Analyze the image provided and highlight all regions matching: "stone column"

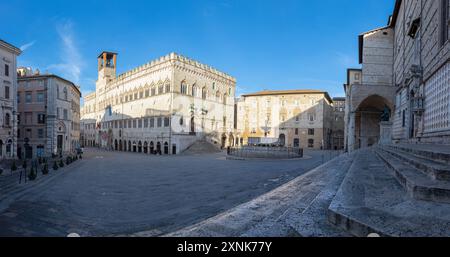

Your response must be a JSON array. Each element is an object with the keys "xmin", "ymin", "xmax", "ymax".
[{"xmin": 348, "ymin": 112, "xmax": 356, "ymax": 152}]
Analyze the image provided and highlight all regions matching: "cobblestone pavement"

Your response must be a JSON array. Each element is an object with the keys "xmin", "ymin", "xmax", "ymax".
[{"xmin": 0, "ymin": 148, "xmax": 339, "ymax": 236}]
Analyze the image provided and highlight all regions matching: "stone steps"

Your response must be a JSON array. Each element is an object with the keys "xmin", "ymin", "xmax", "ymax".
[
  {"xmin": 285, "ymin": 156, "xmax": 354, "ymax": 237},
  {"xmin": 182, "ymin": 140, "xmax": 221, "ymax": 155},
  {"xmin": 376, "ymin": 148, "xmax": 450, "ymax": 203},
  {"xmin": 327, "ymin": 148, "xmax": 450, "ymax": 237},
  {"xmin": 388, "ymin": 144, "xmax": 450, "ymax": 165},
  {"xmin": 382, "ymin": 146, "xmax": 450, "ymax": 181}
]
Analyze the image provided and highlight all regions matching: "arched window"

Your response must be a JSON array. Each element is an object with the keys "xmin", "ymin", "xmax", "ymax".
[
  {"xmin": 223, "ymin": 94, "xmax": 227, "ymax": 105},
  {"xmin": 180, "ymin": 116, "xmax": 184, "ymax": 126},
  {"xmin": 202, "ymin": 87, "xmax": 207, "ymax": 100},
  {"xmin": 181, "ymin": 81, "xmax": 187, "ymax": 95},
  {"xmin": 151, "ymin": 86, "xmax": 156, "ymax": 96},
  {"xmin": 63, "ymin": 87, "xmax": 68, "ymax": 100},
  {"xmin": 5, "ymin": 113, "xmax": 10, "ymax": 127},
  {"xmin": 158, "ymin": 83, "xmax": 164, "ymax": 95},
  {"xmin": 165, "ymin": 81, "xmax": 170, "ymax": 93},
  {"xmin": 192, "ymin": 84, "xmax": 197, "ymax": 97},
  {"xmin": 56, "ymin": 86, "xmax": 60, "ymax": 98}
]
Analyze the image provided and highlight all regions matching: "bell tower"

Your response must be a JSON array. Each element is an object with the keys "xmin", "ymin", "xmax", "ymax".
[{"xmin": 97, "ymin": 51, "xmax": 117, "ymax": 82}]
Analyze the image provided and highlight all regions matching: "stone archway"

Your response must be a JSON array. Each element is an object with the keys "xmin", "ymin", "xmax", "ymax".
[
  {"xmin": 156, "ymin": 142, "xmax": 161, "ymax": 154},
  {"xmin": 279, "ymin": 134, "xmax": 286, "ymax": 147},
  {"xmin": 164, "ymin": 142, "xmax": 169, "ymax": 154},
  {"xmin": 143, "ymin": 141, "xmax": 148, "ymax": 154},
  {"xmin": 221, "ymin": 133, "xmax": 227, "ymax": 149},
  {"xmin": 114, "ymin": 139, "xmax": 118, "ymax": 151},
  {"xmin": 190, "ymin": 116, "xmax": 195, "ymax": 134},
  {"xmin": 228, "ymin": 134, "xmax": 234, "ymax": 147},
  {"xmin": 150, "ymin": 141, "xmax": 154, "ymax": 154},
  {"xmin": 351, "ymin": 94, "xmax": 393, "ymax": 150}
]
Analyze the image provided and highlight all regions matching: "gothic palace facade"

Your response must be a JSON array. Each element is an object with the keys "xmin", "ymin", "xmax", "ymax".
[{"xmin": 81, "ymin": 52, "xmax": 236, "ymax": 154}]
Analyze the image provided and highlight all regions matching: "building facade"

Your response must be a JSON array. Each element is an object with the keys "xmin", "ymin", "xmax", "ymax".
[
  {"xmin": 345, "ymin": 0, "xmax": 450, "ymax": 151},
  {"xmin": 391, "ymin": 0, "xmax": 450, "ymax": 144},
  {"xmin": 17, "ymin": 68, "xmax": 81, "ymax": 158},
  {"xmin": 0, "ymin": 40, "xmax": 21, "ymax": 159},
  {"xmin": 236, "ymin": 90, "xmax": 334, "ymax": 150},
  {"xmin": 344, "ymin": 26, "xmax": 397, "ymax": 152},
  {"xmin": 80, "ymin": 52, "xmax": 236, "ymax": 154},
  {"xmin": 331, "ymin": 97, "xmax": 345, "ymax": 150}
]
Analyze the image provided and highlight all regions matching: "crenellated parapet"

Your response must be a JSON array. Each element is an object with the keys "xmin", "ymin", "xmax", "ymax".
[{"xmin": 105, "ymin": 53, "xmax": 236, "ymax": 90}]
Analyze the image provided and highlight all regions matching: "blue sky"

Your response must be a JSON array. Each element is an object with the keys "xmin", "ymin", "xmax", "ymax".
[{"xmin": 3, "ymin": 0, "xmax": 394, "ymax": 99}]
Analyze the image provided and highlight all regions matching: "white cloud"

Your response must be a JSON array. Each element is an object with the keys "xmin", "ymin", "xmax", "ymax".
[
  {"xmin": 20, "ymin": 41, "xmax": 36, "ymax": 51},
  {"xmin": 46, "ymin": 20, "xmax": 84, "ymax": 85}
]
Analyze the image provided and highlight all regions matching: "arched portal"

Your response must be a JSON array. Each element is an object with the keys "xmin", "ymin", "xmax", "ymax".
[
  {"xmin": 150, "ymin": 141, "xmax": 154, "ymax": 154},
  {"xmin": 190, "ymin": 116, "xmax": 195, "ymax": 134},
  {"xmin": 138, "ymin": 141, "xmax": 142, "ymax": 153},
  {"xmin": 128, "ymin": 141, "xmax": 132, "ymax": 152},
  {"xmin": 221, "ymin": 133, "xmax": 227, "ymax": 149},
  {"xmin": 144, "ymin": 141, "xmax": 148, "ymax": 154},
  {"xmin": 156, "ymin": 142, "xmax": 161, "ymax": 154},
  {"xmin": 279, "ymin": 134, "xmax": 286, "ymax": 147},
  {"xmin": 119, "ymin": 140, "xmax": 122, "ymax": 151},
  {"xmin": 164, "ymin": 142, "xmax": 169, "ymax": 154},
  {"xmin": 353, "ymin": 95, "xmax": 393, "ymax": 150},
  {"xmin": 133, "ymin": 141, "xmax": 137, "ymax": 152},
  {"xmin": 228, "ymin": 134, "xmax": 234, "ymax": 147},
  {"xmin": 114, "ymin": 139, "xmax": 118, "ymax": 151}
]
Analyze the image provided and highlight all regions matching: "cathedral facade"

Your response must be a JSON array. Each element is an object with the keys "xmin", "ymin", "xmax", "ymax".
[
  {"xmin": 345, "ymin": 0, "xmax": 450, "ymax": 152},
  {"xmin": 81, "ymin": 52, "xmax": 236, "ymax": 154}
]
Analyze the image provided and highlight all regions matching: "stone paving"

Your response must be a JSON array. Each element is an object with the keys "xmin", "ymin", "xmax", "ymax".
[
  {"xmin": 165, "ymin": 152, "xmax": 352, "ymax": 237},
  {"xmin": 0, "ymin": 148, "xmax": 336, "ymax": 236}
]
